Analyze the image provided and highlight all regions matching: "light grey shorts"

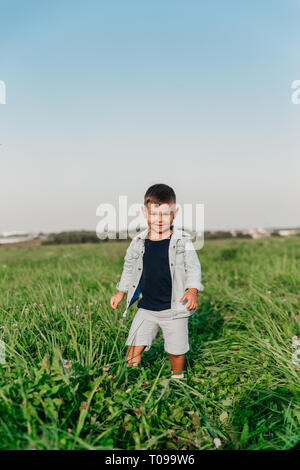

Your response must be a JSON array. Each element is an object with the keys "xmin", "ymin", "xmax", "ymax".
[{"xmin": 125, "ymin": 307, "xmax": 190, "ymax": 355}]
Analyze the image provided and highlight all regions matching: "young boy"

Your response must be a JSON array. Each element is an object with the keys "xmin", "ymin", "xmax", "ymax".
[{"xmin": 110, "ymin": 184, "xmax": 204, "ymax": 379}]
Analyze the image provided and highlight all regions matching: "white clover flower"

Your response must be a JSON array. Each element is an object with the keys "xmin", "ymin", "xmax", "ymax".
[
  {"xmin": 213, "ymin": 438, "xmax": 222, "ymax": 448},
  {"xmin": 292, "ymin": 336, "xmax": 300, "ymax": 349},
  {"xmin": 292, "ymin": 352, "xmax": 300, "ymax": 366}
]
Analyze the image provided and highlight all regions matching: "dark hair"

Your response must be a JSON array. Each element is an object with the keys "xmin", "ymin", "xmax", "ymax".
[{"xmin": 144, "ymin": 184, "xmax": 176, "ymax": 207}]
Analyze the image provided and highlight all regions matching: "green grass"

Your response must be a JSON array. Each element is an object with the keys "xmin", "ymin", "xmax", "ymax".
[{"xmin": 0, "ymin": 237, "xmax": 299, "ymax": 450}]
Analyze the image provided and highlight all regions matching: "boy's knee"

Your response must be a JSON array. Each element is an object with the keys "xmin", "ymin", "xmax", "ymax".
[{"xmin": 126, "ymin": 346, "xmax": 145, "ymax": 365}]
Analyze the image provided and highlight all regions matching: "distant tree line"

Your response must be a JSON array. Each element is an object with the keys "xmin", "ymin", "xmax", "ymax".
[
  {"xmin": 41, "ymin": 231, "xmax": 125, "ymax": 245},
  {"xmin": 41, "ymin": 229, "xmax": 297, "ymax": 245},
  {"xmin": 203, "ymin": 231, "xmax": 252, "ymax": 240}
]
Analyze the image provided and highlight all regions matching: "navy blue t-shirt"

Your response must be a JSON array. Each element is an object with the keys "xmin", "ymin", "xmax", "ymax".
[{"xmin": 137, "ymin": 232, "xmax": 173, "ymax": 311}]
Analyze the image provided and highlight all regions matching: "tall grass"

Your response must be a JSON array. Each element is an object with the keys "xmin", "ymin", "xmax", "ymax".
[{"xmin": 0, "ymin": 237, "xmax": 299, "ymax": 449}]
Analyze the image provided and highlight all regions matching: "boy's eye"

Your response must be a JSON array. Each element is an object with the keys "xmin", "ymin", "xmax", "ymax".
[{"xmin": 150, "ymin": 213, "xmax": 170, "ymax": 216}]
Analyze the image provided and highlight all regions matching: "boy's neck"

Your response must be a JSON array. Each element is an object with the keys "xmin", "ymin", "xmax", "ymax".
[{"xmin": 148, "ymin": 225, "xmax": 173, "ymax": 241}]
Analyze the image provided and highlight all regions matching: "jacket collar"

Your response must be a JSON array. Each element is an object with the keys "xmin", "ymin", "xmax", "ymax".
[{"xmin": 136, "ymin": 226, "xmax": 185, "ymax": 241}]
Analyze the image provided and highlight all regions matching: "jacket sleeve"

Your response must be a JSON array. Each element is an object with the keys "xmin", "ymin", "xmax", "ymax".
[
  {"xmin": 184, "ymin": 236, "xmax": 204, "ymax": 293},
  {"xmin": 115, "ymin": 240, "xmax": 136, "ymax": 293}
]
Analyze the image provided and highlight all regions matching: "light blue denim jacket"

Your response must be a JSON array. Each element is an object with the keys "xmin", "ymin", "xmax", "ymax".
[{"xmin": 116, "ymin": 227, "xmax": 204, "ymax": 319}]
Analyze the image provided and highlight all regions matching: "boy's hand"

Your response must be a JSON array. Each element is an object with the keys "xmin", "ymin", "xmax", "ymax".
[
  {"xmin": 110, "ymin": 291, "xmax": 125, "ymax": 310},
  {"xmin": 180, "ymin": 288, "xmax": 198, "ymax": 311}
]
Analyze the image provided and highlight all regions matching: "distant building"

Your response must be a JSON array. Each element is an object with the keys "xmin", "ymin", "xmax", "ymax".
[
  {"xmin": 0, "ymin": 231, "xmax": 41, "ymax": 244},
  {"xmin": 2, "ymin": 231, "xmax": 29, "ymax": 238},
  {"xmin": 278, "ymin": 229, "xmax": 296, "ymax": 237}
]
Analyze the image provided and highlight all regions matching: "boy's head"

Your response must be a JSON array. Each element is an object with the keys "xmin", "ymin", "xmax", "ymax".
[{"xmin": 141, "ymin": 184, "xmax": 179, "ymax": 235}]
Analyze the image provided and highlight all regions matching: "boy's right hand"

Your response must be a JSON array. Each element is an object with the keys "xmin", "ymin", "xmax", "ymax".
[{"xmin": 110, "ymin": 291, "xmax": 125, "ymax": 310}]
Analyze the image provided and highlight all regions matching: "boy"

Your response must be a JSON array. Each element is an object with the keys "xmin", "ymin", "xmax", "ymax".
[{"xmin": 110, "ymin": 184, "xmax": 204, "ymax": 379}]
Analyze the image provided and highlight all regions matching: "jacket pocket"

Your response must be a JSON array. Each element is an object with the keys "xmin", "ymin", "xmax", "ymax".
[
  {"xmin": 175, "ymin": 243, "xmax": 185, "ymax": 265},
  {"xmin": 176, "ymin": 240, "xmax": 185, "ymax": 253}
]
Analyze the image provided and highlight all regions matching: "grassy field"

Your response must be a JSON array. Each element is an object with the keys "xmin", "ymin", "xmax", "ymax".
[{"xmin": 0, "ymin": 236, "xmax": 299, "ymax": 450}]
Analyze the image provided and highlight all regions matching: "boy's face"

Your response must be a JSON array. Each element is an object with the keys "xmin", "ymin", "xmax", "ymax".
[{"xmin": 142, "ymin": 202, "xmax": 178, "ymax": 235}]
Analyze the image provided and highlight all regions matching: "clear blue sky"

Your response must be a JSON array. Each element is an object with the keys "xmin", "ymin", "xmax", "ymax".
[{"xmin": 0, "ymin": 0, "xmax": 299, "ymax": 233}]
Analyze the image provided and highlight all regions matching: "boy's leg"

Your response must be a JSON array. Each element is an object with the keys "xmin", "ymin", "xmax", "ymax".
[
  {"xmin": 159, "ymin": 316, "xmax": 189, "ymax": 375},
  {"xmin": 126, "ymin": 345, "xmax": 146, "ymax": 367},
  {"xmin": 169, "ymin": 353, "xmax": 185, "ymax": 374},
  {"xmin": 125, "ymin": 308, "xmax": 160, "ymax": 367}
]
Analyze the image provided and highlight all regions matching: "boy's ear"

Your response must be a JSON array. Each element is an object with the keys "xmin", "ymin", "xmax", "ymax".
[
  {"xmin": 141, "ymin": 205, "xmax": 147, "ymax": 219},
  {"xmin": 172, "ymin": 205, "xmax": 179, "ymax": 218}
]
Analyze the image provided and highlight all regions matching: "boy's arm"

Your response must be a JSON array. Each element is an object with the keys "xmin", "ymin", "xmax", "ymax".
[
  {"xmin": 183, "ymin": 237, "xmax": 204, "ymax": 293},
  {"xmin": 115, "ymin": 240, "xmax": 136, "ymax": 293}
]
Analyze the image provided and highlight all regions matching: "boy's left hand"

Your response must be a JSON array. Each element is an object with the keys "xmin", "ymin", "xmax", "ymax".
[{"xmin": 180, "ymin": 288, "xmax": 198, "ymax": 311}]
